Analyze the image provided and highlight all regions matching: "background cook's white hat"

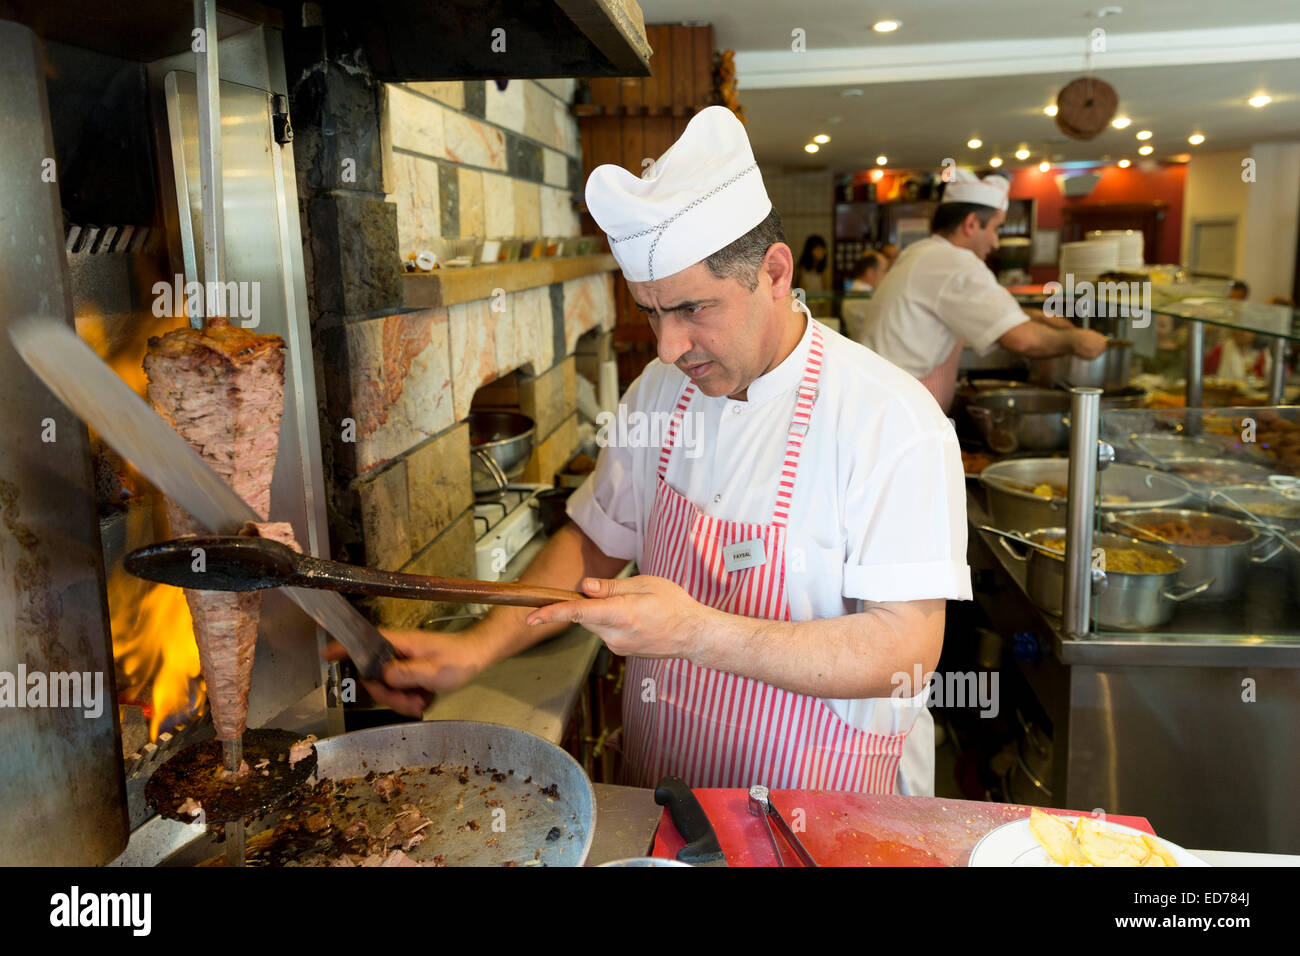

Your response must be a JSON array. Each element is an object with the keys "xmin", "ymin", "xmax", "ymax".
[
  {"xmin": 585, "ymin": 106, "xmax": 772, "ymax": 283},
  {"xmin": 940, "ymin": 169, "xmax": 1011, "ymax": 211}
]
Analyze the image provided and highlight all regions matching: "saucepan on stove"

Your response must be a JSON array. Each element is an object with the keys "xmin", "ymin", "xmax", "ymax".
[{"xmin": 470, "ymin": 411, "xmax": 535, "ymax": 497}]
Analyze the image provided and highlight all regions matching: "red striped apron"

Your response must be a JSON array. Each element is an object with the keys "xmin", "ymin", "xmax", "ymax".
[{"xmin": 621, "ymin": 323, "xmax": 911, "ymax": 793}]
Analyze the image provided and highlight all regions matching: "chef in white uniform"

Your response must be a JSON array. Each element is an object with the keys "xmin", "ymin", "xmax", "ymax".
[
  {"xmin": 857, "ymin": 170, "xmax": 1106, "ymax": 412},
  {"xmin": 341, "ymin": 107, "xmax": 971, "ymax": 797}
]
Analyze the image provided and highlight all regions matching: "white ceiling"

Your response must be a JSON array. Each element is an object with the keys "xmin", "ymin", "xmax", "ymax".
[{"xmin": 638, "ymin": 0, "xmax": 1300, "ymax": 170}]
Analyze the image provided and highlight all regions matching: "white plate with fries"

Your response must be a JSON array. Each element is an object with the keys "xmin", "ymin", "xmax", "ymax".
[{"xmin": 968, "ymin": 809, "xmax": 1209, "ymax": 867}]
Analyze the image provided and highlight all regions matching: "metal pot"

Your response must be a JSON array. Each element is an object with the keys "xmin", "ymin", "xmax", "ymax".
[
  {"xmin": 1099, "ymin": 385, "xmax": 1147, "ymax": 410},
  {"xmin": 966, "ymin": 388, "xmax": 1070, "ymax": 453},
  {"xmin": 1105, "ymin": 508, "xmax": 1281, "ymax": 602},
  {"xmin": 979, "ymin": 459, "xmax": 1193, "ymax": 532},
  {"xmin": 1000, "ymin": 529, "xmax": 1208, "ymax": 631},
  {"xmin": 470, "ymin": 411, "xmax": 535, "ymax": 496},
  {"xmin": 1029, "ymin": 338, "xmax": 1131, "ymax": 389},
  {"xmin": 1209, "ymin": 484, "xmax": 1300, "ymax": 534},
  {"xmin": 1162, "ymin": 457, "xmax": 1274, "ymax": 490},
  {"xmin": 1117, "ymin": 432, "xmax": 1229, "ymax": 465}
]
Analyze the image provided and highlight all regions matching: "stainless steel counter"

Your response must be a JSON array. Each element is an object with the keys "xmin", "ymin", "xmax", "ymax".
[{"xmin": 967, "ymin": 484, "xmax": 1300, "ymax": 854}]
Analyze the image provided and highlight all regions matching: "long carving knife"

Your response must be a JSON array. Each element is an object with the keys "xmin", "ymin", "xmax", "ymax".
[{"xmin": 9, "ymin": 317, "xmax": 398, "ymax": 681}]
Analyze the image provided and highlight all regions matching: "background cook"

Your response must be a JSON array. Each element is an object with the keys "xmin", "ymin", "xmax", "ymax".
[
  {"xmin": 855, "ymin": 169, "xmax": 1106, "ymax": 412},
  {"xmin": 329, "ymin": 107, "xmax": 972, "ymax": 796}
]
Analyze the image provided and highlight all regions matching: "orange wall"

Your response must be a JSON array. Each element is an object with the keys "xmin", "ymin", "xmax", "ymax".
[{"xmin": 1007, "ymin": 163, "xmax": 1187, "ymax": 282}]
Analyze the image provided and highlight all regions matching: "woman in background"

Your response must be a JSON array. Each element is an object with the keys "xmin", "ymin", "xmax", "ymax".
[{"xmin": 793, "ymin": 235, "xmax": 831, "ymax": 318}]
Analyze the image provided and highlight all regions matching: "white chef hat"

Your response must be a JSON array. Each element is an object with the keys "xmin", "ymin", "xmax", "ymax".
[
  {"xmin": 941, "ymin": 169, "xmax": 1010, "ymax": 211},
  {"xmin": 585, "ymin": 106, "xmax": 772, "ymax": 283}
]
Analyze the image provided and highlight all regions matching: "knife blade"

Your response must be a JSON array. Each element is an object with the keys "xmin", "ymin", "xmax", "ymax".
[
  {"xmin": 9, "ymin": 317, "xmax": 398, "ymax": 681},
  {"xmin": 654, "ymin": 775, "xmax": 728, "ymax": 866}
]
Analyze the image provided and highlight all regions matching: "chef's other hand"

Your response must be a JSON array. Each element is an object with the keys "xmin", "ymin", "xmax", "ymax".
[
  {"xmin": 1071, "ymin": 328, "xmax": 1108, "ymax": 359},
  {"xmin": 523, "ymin": 575, "xmax": 706, "ymax": 660},
  {"xmin": 321, "ymin": 629, "xmax": 486, "ymax": 717}
]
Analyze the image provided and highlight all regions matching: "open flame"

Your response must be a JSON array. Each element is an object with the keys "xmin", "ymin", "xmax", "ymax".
[{"xmin": 109, "ymin": 564, "xmax": 205, "ymax": 740}]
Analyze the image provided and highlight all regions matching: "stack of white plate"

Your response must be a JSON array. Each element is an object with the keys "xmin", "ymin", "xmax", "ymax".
[
  {"xmin": 1086, "ymin": 229, "xmax": 1144, "ymax": 269},
  {"xmin": 1059, "ymin": 239, "xmax": 1119, "ymax": 282}
]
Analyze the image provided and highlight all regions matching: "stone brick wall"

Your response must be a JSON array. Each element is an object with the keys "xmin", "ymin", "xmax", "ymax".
[{"xmin": 285, "ymin": 25, "xmax": 613, "ymax": 629}]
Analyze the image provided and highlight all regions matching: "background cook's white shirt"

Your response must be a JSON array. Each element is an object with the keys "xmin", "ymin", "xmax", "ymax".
[
  {"xmin": 566, "ymin": 311, "xmax": 972, "ymax": 796},
  {"xmin": 858, "ymin": 234, "xmax": 1026, "ymax": 377}
]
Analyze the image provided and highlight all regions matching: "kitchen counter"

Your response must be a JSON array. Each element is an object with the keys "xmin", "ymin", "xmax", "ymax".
[{"xmin": 423, "ymin": 622, "xmax": 602, "ymax": 744}]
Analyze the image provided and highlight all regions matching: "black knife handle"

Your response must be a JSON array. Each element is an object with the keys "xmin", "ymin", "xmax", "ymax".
[
  {"xmin": 358, "ymin": 638, "xmax": 402, "ymax": 682},
  {"xmin": 654, "ymin": 775, "xmax": 725, "ymax": 865}
]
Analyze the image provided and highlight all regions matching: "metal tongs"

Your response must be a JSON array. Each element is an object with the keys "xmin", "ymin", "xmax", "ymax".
[{"xmin": 747, "ymin": 785, "xmax": 818, "ymax": 867}]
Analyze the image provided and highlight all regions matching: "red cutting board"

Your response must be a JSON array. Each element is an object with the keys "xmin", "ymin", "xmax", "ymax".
[{"xmin": 651, "ymin": 791, "xmax": 1154, "ymax": 867}]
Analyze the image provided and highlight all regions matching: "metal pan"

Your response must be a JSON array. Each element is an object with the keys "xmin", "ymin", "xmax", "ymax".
[
  {"xmin": 979, "ymin": 459, "xmax": 1192, "ymax": 532},
  {"xmin": 155, "ymin": 721, "xmax": 595, "ymax": 867},
  {"xmin": 470, "ymin": 411, "xmax": 535, "ymax": 497}
]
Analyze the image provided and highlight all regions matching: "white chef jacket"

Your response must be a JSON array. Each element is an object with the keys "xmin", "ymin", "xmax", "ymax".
[
  {"xmin": 566, "ymin": 309, "xmax": 972, "ymax": 796},
  {"xmin": 857, "ymin": 234, "xmax": 1026, "ymax": 377}
]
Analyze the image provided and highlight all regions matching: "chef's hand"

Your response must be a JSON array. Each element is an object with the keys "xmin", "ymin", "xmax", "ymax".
[
  {"xmin": 1071, "ymin": 328, "xmax": 1108, "ymax": 359},
  {"xmin": 321, "ymin": 629, "xmax": 487, "ymax": 717},
  {"xmin": 523, "ymin": 575, "xmax": 707, "ymax": 659}
]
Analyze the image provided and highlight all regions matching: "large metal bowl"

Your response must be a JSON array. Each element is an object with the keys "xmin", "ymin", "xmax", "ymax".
[
  {"xmin": 966, "ymin": 388, "xmax": 1070, "ymax": 453},
  {"xmin": 1030, "ymin": 339, "xmax": 1131, "ymax": 390},
  {"xmin": 1117, "ymin": 432, "xmax": 1229, "ymax": 465},
  {"xmin": 1162, "ymin": 457, "xmax": 1274, "ymax": 488},
  {"xmin": 469, "ymin": 410, "xmax": 536, "ymax": 495},
  {"xmin": 980, "ymin": 459, "xmax": 1192, "ymax": 532},
  {"xmin": 1208, "ymin": 484, "xmax": 1300, "ymax": 534}
]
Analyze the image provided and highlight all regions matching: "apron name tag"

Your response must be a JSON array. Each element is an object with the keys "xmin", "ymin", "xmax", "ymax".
[{"xmin": 723, "ymin": 539, "xmax": 767, "ymax": 574}]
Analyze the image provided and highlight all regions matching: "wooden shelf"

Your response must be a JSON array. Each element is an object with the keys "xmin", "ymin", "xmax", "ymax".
[
  {"xmin": 571, "ymin": 103, "xmax": 713, "ymax": 117},
  {"xmin": 401, "ymin": 254, "xmax": 617, "ymax": 310}
]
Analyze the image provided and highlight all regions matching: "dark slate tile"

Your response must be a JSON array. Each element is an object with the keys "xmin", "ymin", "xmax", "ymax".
[
  {"xmin": 438, "ymin": 163, "xmax": 459, "ymax": 237},
  {"xmin": 463, "ymin": 80, "xmax": 485, "ymax": 117},
  {"xmin": 506, "ymin": 131, "xmax": 544, "ymax": 183},
  {"xmin": 549, "ymin": 282, "xmax": 566, "ymax": 360}
]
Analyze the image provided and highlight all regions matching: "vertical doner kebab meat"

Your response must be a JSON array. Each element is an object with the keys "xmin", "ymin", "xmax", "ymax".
[{"xmin": 144, "ymin": 317, "xmax": 293, "ymax": 741}]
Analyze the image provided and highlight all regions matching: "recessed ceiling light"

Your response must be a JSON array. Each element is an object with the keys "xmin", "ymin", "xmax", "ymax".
[
  {"xmin": 875, "ymin": 155, "xmax": 888, "ymax": 166},
  {"xmin": 1039, "ymin": 160, "xmax": 1051, "ymax": 172},
  {"xmin": 813, "ymin": 134, "xmax": 830, "ymax": 144},
  {"xmin": 1044, "ymin": 105, "xmax": 1059, "ymax": 117},
  {"xmin": 1135, "ymin": 129, "xmax": 1152, "ymax": 140},
  {"xmin": 873, "ymin": 20, "xmax": 901, "ymax": 33},
  {"xmin": 1138, "ymin": 144, "xmax": 1154, "ymax": 155},
  {"xmin": 1188, "ymin": 133, "xmax": 1205, "ymax": 145},
  {"xmin": 1117, "ymin": 159, "xmax": 1131, "ymax": 168},
  {"xmin": 870, "ymin": 168, "xmax": 884, "ymax": 181},
  {"xmin": 1111, "ymin": 116, "xmax": 1131, "ymax": 129},
  {"xmin": 804, "ymin": 143, "xmax": 819, "ymax": 153},
  {"xmin": 1249, "ymin": 94, "xmax": 1272, "ymax": 108},
  {"xmin": 1015, "ymin": 147, "xmax": 1030, "ymax": 160},
  {"xmin": 989, "ymin": 156, "xmax": 1003, "ymax": 168},
  {"xmin": 967, "ymin": 138, "xmax": 983, "ymax": 149},
  {"xmin": 841, "ymin": 89, "xmax": 865, "ymax": 98}
]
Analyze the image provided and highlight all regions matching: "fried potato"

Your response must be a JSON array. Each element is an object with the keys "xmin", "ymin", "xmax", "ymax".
[{"xmin": 1027, "ymin": 810, "xmax": 1179, "ymax": 867}]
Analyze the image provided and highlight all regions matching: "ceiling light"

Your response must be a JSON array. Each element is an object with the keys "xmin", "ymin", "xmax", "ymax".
[
  {"xmin": 813, "ymin": 134, "xmax": 830, "ymax": 144},
  {"xmin": 967, "ymin": 138, "xmax": 983, "ymax": 149},
  {"xmin": 1038, "ymin": 160, "xmax": 1051, "ymax": 172},
  {"xmin": 1117, "ymin": 158, "xmax": 1131, "ymax": 168},
  {"xmin": 1188, "ymin": 133, "xmax": 1205, "ymax": 145},
  {"xmin": 841, "ymin": 88, "xmax": 864, "ymax": 98},
  {"xmin": 873, "ymin": 20, "xmax": 901, "ymax": 33},
  {"xmin": 804, "ymin": 143, "xmax": 819, "ymax": 153},
  {"xmin": 1138, "ymin": 144, "xmax": 1154, "ymax": 155},
  {"xmin": 1111, "ymin": 116, "xmax": 1131, "ymax": 129},
  {"xmin": 1249, "ymin": 94, "xmax": 1271, "ymax": 108},
  {"xmin": 1136, "ymin": 129, "xmax": 1153, "ymax": 140},
  {"xmin": 870, "ymin": 168, "xmax": 884, "ymax": 181},
  {"xmin": 989, "ymin": 156, "xmax": 1003, "ymax": 168},
  {"xmin": 1044, "ymin": 105, "xmax": 1059, "ymax": 117},
  {"xmin": 1015, "ymin": 147, "xmax": 1030, "ymax": 160},
  {"xmin": 1173, "ymin": 153, "xmax": 1192, "ymax": 163},
  {"xmin": 876, "ymin": 155, "xmax": 888, "ymax": 166}
]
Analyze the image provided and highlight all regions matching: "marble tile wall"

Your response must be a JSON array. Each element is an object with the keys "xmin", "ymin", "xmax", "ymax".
[{"xmin": 386, "ymin": 79, "xmax": 583, "ymax": 256}]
